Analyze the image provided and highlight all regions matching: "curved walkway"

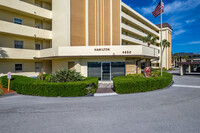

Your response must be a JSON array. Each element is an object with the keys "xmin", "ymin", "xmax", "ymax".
[{"xmin": 0, "ymin": 71, "xmax": 200, "ymax": 133}]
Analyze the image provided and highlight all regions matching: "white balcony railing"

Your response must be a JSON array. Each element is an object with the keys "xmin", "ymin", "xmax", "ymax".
[
  {"xmin": 0, "ymin": 47, "xmax": 39, "ymax": 59},
  {"xmin": 121, "ymin": 12, "xmax": 159, "ymax": 37},
  {"xmin": 0, "ymin": 20, "xmax": 52, "ymax": 39},
  {"xmin": 121, "ymin": 23, "xmax": 147, "ymax": 37},
  {"xmin": 0, "ymin": 0, "xmax": 52, "ymax": 19}
]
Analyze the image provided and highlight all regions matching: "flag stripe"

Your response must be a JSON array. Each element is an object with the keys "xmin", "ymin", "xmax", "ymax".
[{"xmin": 152, "ymin": 1, "xmax": 164, "ymax": 17}]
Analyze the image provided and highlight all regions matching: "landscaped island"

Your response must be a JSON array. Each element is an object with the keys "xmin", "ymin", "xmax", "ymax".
[
  {"xmin": 0, "ymin": 69, "xmax": 173, "ymax": 97},
  {"xmin": 0, "ymin": 69, "xmax": 98, "ymax": 97},
  {"xmin": 113, "ymin": 72, "xmax": 173, "ymax": 94}
]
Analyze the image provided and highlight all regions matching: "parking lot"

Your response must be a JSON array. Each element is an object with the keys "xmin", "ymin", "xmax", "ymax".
[{"xmin": 0, "ymin": 71, "xmax": 200, "ymax": 133}]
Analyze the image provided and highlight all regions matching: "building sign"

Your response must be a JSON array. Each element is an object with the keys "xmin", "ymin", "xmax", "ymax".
[
  {"xmin": 7, "ymin": 72, "xmax": 11, "ymax": 79},
  {"xmin": 94, "ymin": 48, "xmax": 110, "ymax": 51},
  {"xmin": 122, "ymin": 51, "xmax": 132, "ymax": 54}
]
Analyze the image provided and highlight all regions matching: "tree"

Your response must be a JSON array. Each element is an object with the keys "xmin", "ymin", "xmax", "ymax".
[
  {"xmin": 159, "ymin": 39, "xmax": 171, "ymax": 56},
  {"xmin": 0, "ymin": 48, "xmax": 8, "ymax": 58},
  {"xmin": 142, "ymin": 34, "xmax": 157, "ymax": 47},
  {"xmin": 183, "ymin": 55, "xmax": 189, "ymax": 59}
]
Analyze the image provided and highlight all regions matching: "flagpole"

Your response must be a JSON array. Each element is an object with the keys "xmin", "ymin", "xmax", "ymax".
[{"xmin": 160, "ymin": 0, "xmax": 163, "ymax": 76}]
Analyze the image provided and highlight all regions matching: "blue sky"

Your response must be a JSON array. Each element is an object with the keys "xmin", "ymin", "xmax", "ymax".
[{"xmin": 122, "ymin": 0, "xmax": 200, "ymax": 54}]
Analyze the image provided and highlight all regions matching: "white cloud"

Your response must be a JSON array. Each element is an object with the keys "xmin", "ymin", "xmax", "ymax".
[
  {"xmin": 141, "ymin": 5, "xmax": 155, "ymax": 15},
  {"xmin": 164, "ymin": 0, "xmax": 200, "ymax": 14},
  {"xmin": 185, "ymin": 19, "xmax": 196, "ymax": 24},
  {"xmin": 152, "ymin": 0, "xmax": 157, "ymax": 3},
  {"xmin": 140, "ymin": 0, "xmax": 200, "ymax": 15},
  {"xmin": 173, "ymin": 29, "xmax": 186, "ymax": 36},
  {"xmin": 189, "ymin": 41, "xmax": 200, "ymax": 44},
  {"xmin": 177, "ymin": 41, "xmax": 200, "ymax": 45}
]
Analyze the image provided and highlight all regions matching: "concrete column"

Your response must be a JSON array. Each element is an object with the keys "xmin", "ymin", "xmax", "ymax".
[
  {"xmin": 180, "ymin": 64, "xmax": 183, "ymax": 76},
  {"xmin": 136, "ymin": 61, "xmax": 141, "ymax": 74},
  {"xmin": 125, "ymin": 58, "xmax": 143, "ymax": 75},
  {"xmin": 188, "ymin": 64, "xmax": 191, "ymax": 73},
  {"xmin": 145, "ymin": 59, "xmax": 151, "ymax": 67},
  {"xmin": 126, "ymin": 58, "xmax": 137, "ymax": 75}
]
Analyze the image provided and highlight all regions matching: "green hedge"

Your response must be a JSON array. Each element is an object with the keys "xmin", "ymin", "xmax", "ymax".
[
  {"xmin": 0, "ymin": 75, "xmax": 98, "ymax": 97},
  {"xmin": 0, "ymin": 88, "xmax": 3, "ymax": 96},
  {"xmin": 113, "ymin": 72, "xmax": 173, "ymax": 94}
]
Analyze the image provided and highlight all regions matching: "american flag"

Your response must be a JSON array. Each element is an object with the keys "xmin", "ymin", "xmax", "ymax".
[{"xmin": 152, "ymin": 1, "xmax": 164, "ymax": 17}]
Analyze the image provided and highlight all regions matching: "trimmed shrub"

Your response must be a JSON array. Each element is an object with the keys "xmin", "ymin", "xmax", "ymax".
[
  {"xmin": 0, "ymin": 76, "xmax": 98, "ymax": 97},
  {"xmin": 151, "ymin": 68, "xmax": 168, "ymax": 72},
  {"xmin": 0, "ymin": 88, "xmax": 3, "ymax": 96},
  {"xmin": 127, "ymin": 74, "xmax": 144, "ymax": 78},
  {"xmin": 113, "ymin": 72, "xmax": 173, "ymax": 94}
]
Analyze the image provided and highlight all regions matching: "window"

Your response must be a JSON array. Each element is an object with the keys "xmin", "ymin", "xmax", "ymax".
[
  {"xmin": 111, "ymin": 62, "xmax": 125, "ymax": 79},
  {"xmin": 35, "ymin": 62, "xmax": 42, "ymax": 72},
  {"xmin": 15, "ymin": 64, "xmax": 23, "ymax": 71},
  {"xmin": 88, "ymin": 62, "xmax": 101, "ymax": 80},
  {"xmin": 35, "ymin": 44, "xmax": 41, "ymax": 50},
  {"xmin": 14, "ymin": 40, "xmax": 23, "ymax": 49},
  {"xmin": 14, "ymin": 18, "xmax": 23, "ymax": 25}
]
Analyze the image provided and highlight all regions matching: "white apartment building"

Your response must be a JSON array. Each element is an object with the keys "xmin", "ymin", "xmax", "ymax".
[{"xmin": 0, "ymin": 0, "xmax": 172, "ymax": 81}]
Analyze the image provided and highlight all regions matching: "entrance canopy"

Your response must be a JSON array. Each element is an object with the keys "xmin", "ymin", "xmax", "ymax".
[{"xmin": 177, "ymin": 61, "xmax": 200, "ymax": 76}]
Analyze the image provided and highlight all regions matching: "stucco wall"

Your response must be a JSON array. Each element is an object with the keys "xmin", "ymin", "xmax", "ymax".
[
  {"xmin": 0, "ymin": 9, "xmax": 35, "ymax": 27},
  {"xmin": 0, "ymin": 59, "xmax": 52, "ymax": 74},
  {"xmin": 0, "ymin": 34, "xmax": 51, "ymax": 49}
]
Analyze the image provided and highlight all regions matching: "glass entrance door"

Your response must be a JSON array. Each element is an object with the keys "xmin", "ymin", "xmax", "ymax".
[{"xmin": 102, "ymin": 62, "xmax": 111, "ymax": 81}]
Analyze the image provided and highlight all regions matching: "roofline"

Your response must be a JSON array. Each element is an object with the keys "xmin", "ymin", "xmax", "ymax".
[
  {"xmin": 34, "ymin": 55, "xmax": 159, "ymax": 60},
  {"xmin": 121, "ymin": 2, "xmax": 160, "ymax": 31}
]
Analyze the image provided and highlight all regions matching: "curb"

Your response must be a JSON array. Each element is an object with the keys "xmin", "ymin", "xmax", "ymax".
[
  {"xmin": 164, "ymin": 80, "xmax": 174, "ymax": 89},
  {"xmin": 0, "ymin": 92, "xmax": 17, "ymax": 98},
  {"xmin": 94, "ymin": 92, "xmax": 118, "ymax": 97}
]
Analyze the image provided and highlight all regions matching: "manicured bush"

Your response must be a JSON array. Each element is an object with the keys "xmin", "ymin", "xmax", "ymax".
[
  {"xmin": 113, "ymin": 72, "xmax": 173, "ymax": 94},
  {"xmin": 127, "ymin": 74, "xmax": 144, "ymax": 78},
  {"xmin": 0, "ymin": 88, "xmax": 3, "ymax": 96},
  {"xmin": 0, "ymin": 75, "xmax": 98, "ymax": 97}
]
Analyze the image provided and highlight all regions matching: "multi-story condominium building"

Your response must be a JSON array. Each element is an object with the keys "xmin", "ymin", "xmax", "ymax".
[{"xmin": 0, "ymin": 0, "xmax": 172, "ymax": 81}]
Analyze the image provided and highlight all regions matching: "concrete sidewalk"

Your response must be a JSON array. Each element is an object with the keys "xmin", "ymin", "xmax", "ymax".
[{"xmin": 94, "ymin": 82, "xmax": 118, "ymax": 96}]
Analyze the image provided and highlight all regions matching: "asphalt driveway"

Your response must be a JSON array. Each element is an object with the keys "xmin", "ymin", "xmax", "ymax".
[{"xmin": 0, "ymin": 71, "xmax": 200, "ymax": 133}]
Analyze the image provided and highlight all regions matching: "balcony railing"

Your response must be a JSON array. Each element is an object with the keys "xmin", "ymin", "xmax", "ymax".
[
  {"xmin": 0, "ymin": 47, "xmax": 39, "ymax": 59},
  {"xmin": 0, "ymin": 20, "xmax": 52, "ymax": 39},
  {"xmin": 0, "ymin": 0, "xmax": 52, "ymax": 19}
]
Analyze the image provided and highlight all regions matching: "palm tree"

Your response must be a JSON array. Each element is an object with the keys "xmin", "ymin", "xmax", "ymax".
[
  {"xmin": 183, "ymin": 55, "xmax": 189, "ymax": 60},
  {"xmin": 182, "ymin": 55, "xmax": 189, "ymax": 62},
  {"xmin": 159, "ymin": 39, "xmax": 171, "ymax": 55},
  {"xmin": 142, "ymin": 34, "xmax": 157, "ymax": 47}
]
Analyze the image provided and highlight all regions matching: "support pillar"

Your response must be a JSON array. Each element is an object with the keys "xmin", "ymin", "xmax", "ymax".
[
  {"xmin": 180, "ymin": 64, "xmax": 183, "ymax": 76},
  {"xmin": 188, "ymin": 64, "xmax": 191, "ymax": 74},
  {"xmin": 125, "ymin": 58, "xmax": 141, "ymax": 75},
  {"xmin": 145, "ymin": 59, "xmax": 151, "ymax": 67}
]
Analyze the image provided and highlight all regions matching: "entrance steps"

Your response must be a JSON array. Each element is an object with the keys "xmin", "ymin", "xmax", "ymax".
[{"xmin": 94, "ymin": 82, "xmax": 118, "ymax": 97}]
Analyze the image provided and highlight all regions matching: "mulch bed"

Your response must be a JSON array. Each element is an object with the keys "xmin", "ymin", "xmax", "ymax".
[{"xmin": 0, "ymin": 84, "xmax": 16, "ymax": 95}]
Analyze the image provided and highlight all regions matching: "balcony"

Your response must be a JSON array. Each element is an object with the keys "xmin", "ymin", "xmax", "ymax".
[
  {"xmin": 0, "ymin": 20, "xmax": 52, "ymax": 39},
  {"xmin": 121, "ymin": 23, "xmax": 147, "ymax": 37},
  {"xmin": 121, "ymin": 34, "xmax": 144, "ymax": 45},
  {"xmin": 0, "ymin": 0, "xmax": 52, "ymax": 20},
  {"xmin": 121, "ymin": 2, "xmax": 159, "ymax": 31},
  {"xmin": 121, "ymin": 12, "xmax": 159, "ymax": 37},
  {"xmin": 0, "ymin": 47, "xmax": 38, "ymax": 59}
]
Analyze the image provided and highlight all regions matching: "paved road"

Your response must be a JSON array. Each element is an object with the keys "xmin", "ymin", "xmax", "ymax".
[{"xmin": 0, "ymin": 71, "xmax": 200, "ymax": 133}]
